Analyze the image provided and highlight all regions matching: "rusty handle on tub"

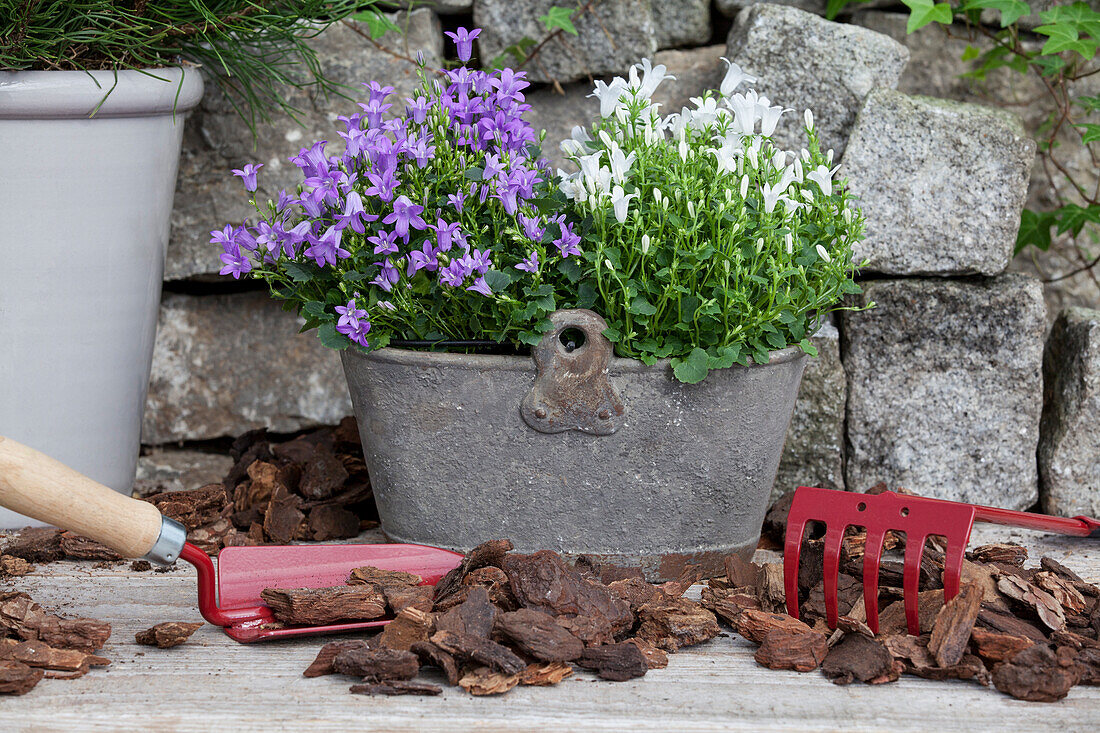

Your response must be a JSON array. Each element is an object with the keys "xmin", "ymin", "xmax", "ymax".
[{"xmin": 519, "ymin": 309, "xmax": 626, "ymax": 436}]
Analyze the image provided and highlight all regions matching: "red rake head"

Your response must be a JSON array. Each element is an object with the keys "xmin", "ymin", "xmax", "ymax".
[{"xmin": 783, "ymin": 486, "xmax": 975, "ymax": 636}]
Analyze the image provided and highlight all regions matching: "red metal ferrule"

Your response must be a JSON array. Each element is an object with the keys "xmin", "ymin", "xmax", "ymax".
[{"xmin": 179, "ymin": 542, "xmax": 274, "ymax": 628}]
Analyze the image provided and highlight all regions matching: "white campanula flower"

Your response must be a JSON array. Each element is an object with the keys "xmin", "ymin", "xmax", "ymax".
[
  {"xmin": 806, "ymin": 164, "xmax": 839, "ymax": 197},
  {"xmin": 816, "ymin": 244, "xmax": 831, "ymax": 263},
  {"xmin": 666, "ymin": 107, "xmax": 691, "ymax": 140},
  {"xmin": 634, "ymin": 58, "xmax": 674, "ymax": 99},
  {"xmin": 759, "ymin": 104, "xmax": 789, "ymax": 137},
  {"xmin": 578, "ymin": 151, "xmax": 604, "ymax": 185},
  {"xmin": 799, "ymin": 188, "xmax": 814, "ymax": 203},
  {"xmin": 653, "ymin": 187, "xmax": 663, "ymax": 206},
  {"xmin": 709, "ymin": 144, "xmax": 738, "ymax": 174},
  {"xmin": 689, "ymin": 95, "xmax": 721, "ymax": 129},
  {"xmin": 610, "ymin": 185, "xmax": 637, "ymax": 223},
  {"xmin": 589, "ymin": 78, "xmax": 628, "ymax": 118},
  {"xmin": 557, "ymin": 169, "xmax": 585, "ymax": 201},
  {"xmin": 761, "ymin": 167, "xmax": 797, "ymax": 214},
  {"xmin": 800, "ymin": 148, "xmax": 811, "ymax": 162},
  {"xmin": 608, "ymin": 142, "xmax": 636, "ymax": 185},
  {"xmin": 719, "ymin": 58, "xmax": 756, "ymax": 98},
  {"xmin": 726, "ymin": 92, "xmax": 758, "ymax": 136}
]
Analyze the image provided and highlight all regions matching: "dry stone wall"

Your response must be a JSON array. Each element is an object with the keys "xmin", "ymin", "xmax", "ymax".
[{"xmin": 145, "ymin": 1, "xmax": 1098, "ymax": 515}]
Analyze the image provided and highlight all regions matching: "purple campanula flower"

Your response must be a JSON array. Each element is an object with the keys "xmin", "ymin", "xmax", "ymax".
[
  {"xmin": 493, "ymin": 68, "xmax": 529, "ymax": 102},
  {"xmin": 298, "ymin": 188, "xmax": 327, "ymax": 219},
  {"xmin": 335, "ymin": 299, "xmax": 371, "ymax": 347},
  {"xmin": 552, "ymin": 219, "xmax": 582, "ymax": 258},
  {"xmin": 407, "ymin": 240, "xmax": 440, "ymax": 276},
  {"xmin": 364, "ymin": 81, "xmax": 395, "ymax": 105},
  {"xmin": 515, "ymin": 251, "xmax": 539, "ymax": 273},
  {"xmin": 335, "ymin": 191, "xmax": 376, "ymax": 234},
  {"xmin": 444, "ymin": 27, "xmax": 480, "ymax": 63},
  {"xmin": 364, "ymin": 168, "xmax": 399, "ymax": 203},
  {"xmin": 464, "ymin": 247, "xmax": 492, "ymax": 275},
  {"xmin": 492, "ymin": 180, "xmax": 521, "ymax": 215},
  {"xmin": 429, "ymin": 218, "xmax": 462, "ymax": 251},
  {"xmin": 409, "ymin": 137, "xmax": 436, "ymax": 168},
  {"xmin": 231, "ymin": 163, "xmax": 263, "ymax": 192},
  {"xmin": 219, "ymin": 241, "xmax": 252, "ymax": 279},
  {"xmin": 370, "ymin": 258, "xmax": 401, "ymax": 292},
  {"xmin": 518, "ymin": 213, "xmax": 544, "ymax": 243},
  {"xmin": 337, "ymin": 112, "xmax": 363, "ymax": 131},
  {"xmin": 368, "ymin": 229, "xmax": 401, "ymax": 256},
  {"xmin": 446, "ymin": 190, "xmax": 466, "ymax": 213},
  {"xmin": 339, "ymin": 126, "xmax": 369, "ymax": 157},
  {"xmin": 281, "ymin": 221, "xmax": 312, "ymax": 258},
  {"xmin": 304, "ymin": 225, "xmax": 350, "ymax": 267},
  {"xmin": 275, "ymin": 190, "xmax": 297, "ymax": 215},
  {"xmin": 358, "ymin": 99, "xmax": 391, "ymax": 128},
  {"xmin": 210, "ymin": 224, "xmax": 235, "ymax": 250},
  {"xmin": 383, "ymin": 195, "xmax": 427, "ymax": 239},
  {"xmin": 254, "ymin": 220, "xmax": 279, "ymax": 255},
  {"xmin": 482, "ymin": 153, "xmax": 506, "ymax": 182},
  {"xmin": 466, "ymin": 276, "xmax": 492, "ymax": 297},
  {"xmin": 234, "ymin": 224, "xmax": 257, "ymax": 252},
  {"xmin": 447, "ymin": 66, "xmax": 477, "ymax": 98},
  {"xmin": 439, "ymin": 257, "xmax": 472, "ymax": 287},
  {"xmin": 290, "ymin": 141, "xmax": 328, "ymax": 177},
  {"xmin": 406, "ymin": 96, "xmax": 430, "ymax": 124}
]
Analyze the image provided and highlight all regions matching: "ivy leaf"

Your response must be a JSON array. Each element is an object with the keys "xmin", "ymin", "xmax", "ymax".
[
  {"xmin": 901, "ymin": 0, "xmax": 955, "ymax": 32},
  {"xmin": 1033, "ymin": 23, "xmax": 1098, "ymax": 59},
  {"xmin": 317, "ymin": 323, "xmax": 349, "ymax": 351},
  {"xmin": 798, "ymin": 338, "xmax": 819, "ymax": 357},
  {"xmin": 1076, "ymin": 122, "xmax": 1100, "ymax": 143},
  {"xmin": 540, "ymin": 6, "xmax": 579, "ymax": 35},
  {"xmin": 302, "ymin": 301, "xmax": 328, "ymax": 320},
  {"xmin": 483, "ymin": 269, "xmax": 514, "ymax": 293},
  {"xmin": 959, "ymin": 0, "xmax": 1030, "ymax": 27},
  {"xmin": 1015, "ymin": 208, "xmax": 1054, "ymax": 254},
  {"xmin": 671, "ymin": 347, "xmax": 710, "ymax": 384}
]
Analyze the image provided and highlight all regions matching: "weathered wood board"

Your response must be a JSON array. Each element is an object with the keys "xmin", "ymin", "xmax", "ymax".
[{"xmin": 1, "ymin": 525, "xmax": 1098, "ymax": 732}]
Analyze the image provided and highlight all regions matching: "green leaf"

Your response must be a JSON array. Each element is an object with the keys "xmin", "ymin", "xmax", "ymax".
[
  {"xmin": 483, "ymin": 269, "xmax": 514, "ymax": 293},
  {"xmin": 798, "ymin": 338, "xmax": 819, "ymax": 357},
  {"xmin": 463, "ymin": 167, "xmax": 484, "ymax": 181},
  {"xmin": 959, "ymin": 0, "xmax": 1030, "ymax": 27},
  {"xmin": 1015, "ymin": 208, "xmax": 1054, "ymax": 254},
  {"xmin": 302, "ymin": 301, "xmax": 328, "ymax": 320},
  {"xmin": 283, "ymin": 260, "xmax": 316, "ymax": 283},
  {"xmin": 317, "ymin": 323, "xmax": 349, "ymax": 351},
  {"xmin": 671, "ymin": 347, "xmax": 710, "ymax": 384},
  {"xmin": 1077, "ymin": 123, "xmax": 1100, "ymax": 143},
  {"xmin": 961, "ymin": 44, "xmax": 982, "ymax": 61},
  {"xmin": 901, "ymin": 0, "xmax": 955, "ymax": 32},
  {"xmin": 351, "ymin": 9, "xmax": 400, "ymax": 39},
  {"xmin": 539, "ymin": 6, "xmax": 579, "ymax": 35},
  {"xmin": 1033, "ymin": 23, "xmax": 1098, "ymax": 59},
  {"xmin": 628, "ymin": 296, "xmax": 658, "ymax": 316}
]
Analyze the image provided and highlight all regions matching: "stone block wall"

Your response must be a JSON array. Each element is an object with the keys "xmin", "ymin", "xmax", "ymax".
[{"xmin": 144, "ymin": 1, "xmax": 1099, "ymax": 514}]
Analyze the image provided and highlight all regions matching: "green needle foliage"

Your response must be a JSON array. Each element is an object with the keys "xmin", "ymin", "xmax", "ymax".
[{"xmin": 0, "ymin": 0, "xmax": 386, "ymax": 128}]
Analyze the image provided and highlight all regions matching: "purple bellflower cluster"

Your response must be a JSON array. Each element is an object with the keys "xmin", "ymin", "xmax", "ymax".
[{"xmin": 213, "ymin": 28, "xmax": 582, "ymax": 350}]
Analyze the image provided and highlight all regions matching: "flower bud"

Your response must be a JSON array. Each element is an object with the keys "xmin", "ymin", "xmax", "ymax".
[
  {"xmin": 827, "ymin": 149, "xmax": 834, "ymax": 165},
  {"xmin": 740, "ymin": 174, "xmax": 749, "ymax": 200},
  {"xmin": 816, "ymin": 244, "xmax": 831, "ymax": 263},
  {"xmin": 755, "ymin": 237, "xmax": 764, "ymax": 253},
  {"xmin": 784, "ymin": 233, "xmax": 793, "ymax": 254},
  {"xmin": 605, "ymin": 258, "xmax": 615, "ymax": 271},
  {"xmin": 687, "ymin": 200, "xmax": 696, "ymax": 218},
  {"xmin": 654, "ymin": 188, "xmax": 663, "ymax": 204},
  {"xmin": 804, "ymin": 109, "xmax": 814, "ymax": 132},
  {"xmin": 641, "ymin": 233, "xmax": 651, "ymax": 254}
]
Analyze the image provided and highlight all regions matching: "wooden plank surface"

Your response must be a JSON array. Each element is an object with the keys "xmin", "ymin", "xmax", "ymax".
[{"xmin": 1, "ymin": 525, "xmax": 1098, "ymax": 732}]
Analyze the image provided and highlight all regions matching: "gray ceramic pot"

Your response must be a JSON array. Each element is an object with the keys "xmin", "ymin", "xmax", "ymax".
[
  {"xmin": 0, "ymin": 68, "xmax": 203, "ymax": 527},
  {"xmin": 342, "ymin": 309, "xmax": 807, "ymax": 580}
]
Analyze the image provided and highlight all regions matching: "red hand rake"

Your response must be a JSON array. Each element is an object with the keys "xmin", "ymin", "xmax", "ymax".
[{"xmin": 783, "ymin": 486, "xmax": 1100, "ymax": 636}]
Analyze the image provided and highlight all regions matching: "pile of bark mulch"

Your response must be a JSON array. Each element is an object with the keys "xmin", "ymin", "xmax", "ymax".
[
  {"xmin": 712, "ymin": 484, "xmax": 1100, "ymax": 703},
  {"xmin": 293, "ymin": 539, "xmax": 721, "ymax": 696},
  {"xmin": 0, "ymin": 417, "xmax": 376, "ymax": 565},
  {"xmin": 0, "ymin": 591, "xmax": 112, "ymax": 695}
]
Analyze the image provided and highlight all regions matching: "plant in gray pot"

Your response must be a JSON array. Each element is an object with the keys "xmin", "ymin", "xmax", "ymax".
[
  {"xmin": 213, "ymin": 34, "xmax": 867, "ymax": 578},
  {"xmin": 0, "ymin": 1, "xmax": 384, "ymax": 528}
]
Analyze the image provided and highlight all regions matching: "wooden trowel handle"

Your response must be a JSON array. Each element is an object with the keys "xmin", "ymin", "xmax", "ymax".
[{"xmin": 0, "ymin": 436, "xmax": 182, "ymax": 561}]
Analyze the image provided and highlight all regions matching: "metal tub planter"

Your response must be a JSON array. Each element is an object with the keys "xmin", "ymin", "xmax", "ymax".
[{"xmin": 342, "ymin": 309, "xmax": 807, "ymax": 580}]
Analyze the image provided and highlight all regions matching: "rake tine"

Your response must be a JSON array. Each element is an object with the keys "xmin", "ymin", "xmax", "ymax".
[
  {"xmin": 822, "ymin": 524, "xmax": 846, "ymax": 630},
  {"xmin": 784, "ymin": 517, "xmax": 809, "ymax": 620},
  {"xmin": 942, "ymin": 537, "xmax": 967, "ymax": 604},
  {"xmin": 903, "ymin": 533, "xmax": 926, "ymax": 636},
  {"xmin": 861, "ymin": 528, "xmax": 887, "ymax": 635}
]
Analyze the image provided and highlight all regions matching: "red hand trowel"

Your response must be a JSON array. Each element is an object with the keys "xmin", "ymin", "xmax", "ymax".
[{"xmin": 0, "ymin": 436, "xmax": 463, "ymax": 642}]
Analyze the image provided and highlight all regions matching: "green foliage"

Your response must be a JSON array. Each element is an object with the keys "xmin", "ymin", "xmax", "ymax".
[
  {"xmin": 489, "ymin": 4, "xmax": 579, "ymax": 69},
  {"xmin": 0, "ymin": 0, "xmax": 380, "ymax": 129},
  {"xmin": 901, "ymin": 0, "xmax": 954, "ymax": 32},
  {"xmin": 539, "ymin": 6, "xmax": 579, "ymax": 36}
]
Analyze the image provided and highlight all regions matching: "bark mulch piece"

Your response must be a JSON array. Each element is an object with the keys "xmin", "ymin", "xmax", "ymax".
[
  {"xmin": 0, "ymin": 591, "xmax": 111, "ymax": 653},
  {"xmin": 755, "ymin": 627, "xmax": 828, "ymax": 672},
  {"xmin": 503, "ymin": 550, "xmax": 633, "ymax": 633},
  {"xmin": 0, "ymin": 556, "xmax": 34, "ymax": 578},
  {"xmin": 332, "ymin": 646, "xmax": 419, "ymax": 682},
  {"xmin": 435, "ymin": 586, "xmax": 497, "ymax": 639},
  {"xmin": 259, "ymin": 586, "xmax": 386, "ymax": 626},
  {"xmin": 304, "ymin": 640, "xmax": 369, "ymax": 678},
  {"xmin": 350, "ymin": 679, "xmax": 442, "ymax": 696},
  {"xmin": 409, "ymin": 641, "xmax": 460, "ymax": 686},
  {"xmin": 135, "ymin": 622, "xmax": 204, "ymax": 649},
  {"xmin": 822, "ymin": 634, "xmax": 897, "ymax": 685},
  {"xmin": 736, "ymin": 609, "xmax": 815, "ymax": 645},
  {"xmin": 0, "ymin": 591, "xmax": 111, "ymax": 695},
  {"xmin": 992, "ymin": 644, "xmax": 1081, "ymax": 702},
  {"xmin": 969, "ymin": 627, "xmax": 1034, "ymax": 664},
  {"xmin": 555, "ymin": 613, "xmax": 615, "ymax": 647},
  {"xmin": 496, "ymin": 608, "xmax": 585, "ymax": 662},
  {"xmin": 519, "ymin": 661, "xmax": 574, "ymax": 685},
  {"xmin": 432, "ymin": 539, "xmax": 514, "ymax": 605},
  {"xmin": 375, "ymin": 608, "xmax": 434, "ymax": 652},
  {"xmin": 430, "ymin": 630, "xmax": 526, "ymax": 676},
  {"xmin": 928, "ymin": 583, "xmax": 984, "ymax": 667},
  {"xmin": 635, "ymin": 597, "xmax": 720, "ymax": 652},
  {"xmin": 625, "ymin": 639, "xmax": 669, "ymax": 669},
  {"xmin": 576, "ymin": 642, "xmax": 649, "ymax": 681},
  {"xmin": 459, "ymin": 666, "xmax": 520, "ymax": 696},
  {"xmin": 0, "ymin": 661, "xmax": 43, "ymax": 695}
]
